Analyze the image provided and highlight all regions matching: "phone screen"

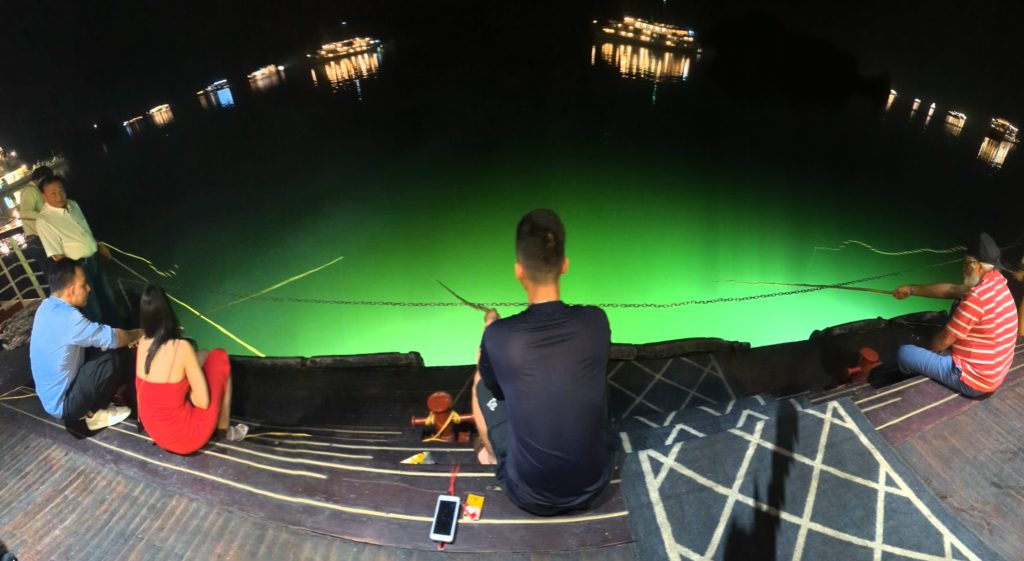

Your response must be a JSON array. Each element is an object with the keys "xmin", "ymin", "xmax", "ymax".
[{"xmin": 431, "ymin": 499, "xmax": 458, "ymax": 536}]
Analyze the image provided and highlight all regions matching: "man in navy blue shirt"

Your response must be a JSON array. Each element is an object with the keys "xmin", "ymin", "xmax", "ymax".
[{"xmin": 472, "ymin": 209, "xmax": 612, "ymax": 516}]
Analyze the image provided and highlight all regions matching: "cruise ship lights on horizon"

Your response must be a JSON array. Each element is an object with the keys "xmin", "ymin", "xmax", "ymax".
[{"xmin": 598, "ymin": 16, "xmax": 696, "ymax": 49}]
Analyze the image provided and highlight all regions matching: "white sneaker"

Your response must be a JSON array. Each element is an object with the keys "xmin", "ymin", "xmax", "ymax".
[
  {"xmin": 225, "ymin": 423, "xmax": 249, "ymax": 441},
  {"xmin": 84, "ymin": 405, "xmax": 131, "ymax": 431}
]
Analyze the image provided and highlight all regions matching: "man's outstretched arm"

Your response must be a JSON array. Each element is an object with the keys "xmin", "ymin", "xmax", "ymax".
[
  {"xmin": 893, "ymin": 283, "xmax": 968, "ymax": 301},
  {"xmin": 115, "ymin": 328, "xmax": 144, "ymax": 348}
]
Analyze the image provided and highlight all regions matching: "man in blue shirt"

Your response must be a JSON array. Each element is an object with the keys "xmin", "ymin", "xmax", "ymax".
[
  {"xmin": 30, "ymin": 258, "xmax": 143, "ymax": 432},
  {"xmin": 471, "ymin": 209, "xmax": 612, "ymax": 516}
]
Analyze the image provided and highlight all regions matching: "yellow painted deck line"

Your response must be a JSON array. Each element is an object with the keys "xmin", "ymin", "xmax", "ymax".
[
  {"xmin": 809, "ymin": 383, "xmax": 869, "ymax": 404},
  {"xmin": 242, "ymin": 444, "xmax": 382, "ymax": 461},
  {"xmin": 91, "ymin": 415, "xmax": 329, "ymax": 479},
  {"xmin": 859, "ymin": 397, "xmax": 902, "ymax": 413},
  {"xmin": 231, "ymin": 417, "xmax": 402, "ymax": 436},
  {"xmin": 855, "ymin": 378, "xmax": 930, "ymax": 405},
  {"xmin": 856, "ymin": 345, "xmax": 1024, "ymax": 406},
  {"xmin": 115, "ymin": 420, "xmax": 376, "ymax": 463},
  {"xmin": 1, "ymin": 402, "xmax": 628, "ymax": 525},
  {"xmin": 875, "ymin": 394, "xmax": 960, "ymax": 431},
  {"xmin": 213, "ymin": 441, "xmax": 496, "ymax": 477},
  {"xmin": 247, "ymin": 435, "xmax": 473, "ymax": 453},
  {"xmin": 469, "ymin": 511, "xmax": 629, "ymax": 524},
  {"xmin": 0, "ymin": 396, "xmax": 326, "ymax": 479}
]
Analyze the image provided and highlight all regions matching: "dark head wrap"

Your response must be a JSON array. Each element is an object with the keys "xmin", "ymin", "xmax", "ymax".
[{"xmin": 966, "ymin": 232, "xmax": 1000, "ymax": 266}]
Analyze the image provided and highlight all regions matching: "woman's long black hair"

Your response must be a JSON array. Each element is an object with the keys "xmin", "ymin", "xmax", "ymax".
[{"xmin": 139, "ymin": 284, "xmax": 182, "ymax": 374}]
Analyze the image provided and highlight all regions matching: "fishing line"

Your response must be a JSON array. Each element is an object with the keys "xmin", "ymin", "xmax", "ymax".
[
  {"xmin": 814, "ymin": 239, "xmax": 966, "ymax": 256},
  {"xmin": 207, "ymin": 255, "xmax": 345, "ymax": 313},
  {"xmin": 108, "ymin": 255, "xmax": 266, "ymax": 357},
  {"xmin": 111, "ymin": 247, "xmax": 983, "ymax": 311},
  {"xmin": 720, "ymin": 280, "xmax": 892, "ymax": 295},
  {"xmin": 102, "ymin": 242, "xmax": 179, "ymax": 278}
]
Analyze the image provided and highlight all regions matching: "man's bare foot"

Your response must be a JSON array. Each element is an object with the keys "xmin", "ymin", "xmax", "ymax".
[
  {"xmin": 477, "ymin": 447, "xmax": 497, "ymax": 465},
  {"xmin": 473, "ymin": 436, "xmax": 496, "ymax": 465}
]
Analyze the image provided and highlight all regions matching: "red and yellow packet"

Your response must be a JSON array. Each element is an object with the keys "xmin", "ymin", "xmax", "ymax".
[{"xmin": 462, "ymin": 493, "xmax": 485, "ymax": 521}]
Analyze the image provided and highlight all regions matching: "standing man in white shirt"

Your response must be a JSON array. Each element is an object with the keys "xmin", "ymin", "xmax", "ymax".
[
  {"xmin": 19, "ymin": 166, "xmax": 52, "ymax": 281},
  {"xmin": 36, "ymin": 175, "xmax": 119, "ymax": 325}
]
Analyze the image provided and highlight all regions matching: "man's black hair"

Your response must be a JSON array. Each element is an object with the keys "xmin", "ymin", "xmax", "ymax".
[
  {"xmin": 515, "ymin": 209, "xmax": 565, "ymax": 284},
  {"xmin": 48, "ymin": 258, "xmax": 81, "ymax": 293},
  {"xmin": 30, "ymin": 166, "xmax": 53, "ymax": 184},
  {"xmin": 38, "ymin": 175, "xmax": 64, "ymax": 193}
]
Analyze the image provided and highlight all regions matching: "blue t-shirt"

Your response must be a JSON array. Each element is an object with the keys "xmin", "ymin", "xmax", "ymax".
[
  {"xmin": 478, "ymin": 301, "xmax": 612, "ymax": 512},
  {"xmin": 29, "ymin": 296, "xmax": 118, "ymax": 418}
]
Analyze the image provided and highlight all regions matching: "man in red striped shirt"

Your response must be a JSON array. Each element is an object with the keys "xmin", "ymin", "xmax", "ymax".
[{"xmin": 892, "ymin": 233, "xmax": 1018, "ymax": 396}]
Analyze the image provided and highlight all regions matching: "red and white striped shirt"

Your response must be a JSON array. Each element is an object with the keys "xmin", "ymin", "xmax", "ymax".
[{"xmin": 946, "ymin": 270, "xmax": 1018, "ymax": 392}]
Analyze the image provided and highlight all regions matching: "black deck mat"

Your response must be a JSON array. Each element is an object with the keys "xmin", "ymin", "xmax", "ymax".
[
  {"xmin": 608, "ymin": 354, "xmax": 742, "ymax": 424},
  {"xmin": 617, "ymin": 397, "xmax": 807, "ymax": 453},
  {"xmin": 620, "ymin": 397, "xmax": 1005, "ymax": 561}
]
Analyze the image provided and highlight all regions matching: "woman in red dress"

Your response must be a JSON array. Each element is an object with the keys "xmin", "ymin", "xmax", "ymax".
[{"xmin": 135, "ymin": 285, "xmax": 247, "ymax": 454}]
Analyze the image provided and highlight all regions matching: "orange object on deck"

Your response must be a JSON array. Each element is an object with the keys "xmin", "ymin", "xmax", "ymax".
[
  {"xmin": 847, "ymin": 347, "xmax": 882, "ymax": 383},
  {"xmin": 411, "ymin": 391, "xmax": 476, "ymax": 443}
]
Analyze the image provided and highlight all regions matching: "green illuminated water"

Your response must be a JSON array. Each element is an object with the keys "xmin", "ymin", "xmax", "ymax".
[{"xmin": 125, "ymin": 155, "xmax": 953, "ymax": 365}]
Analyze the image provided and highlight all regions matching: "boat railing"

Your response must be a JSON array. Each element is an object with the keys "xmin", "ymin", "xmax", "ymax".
[{"xmin": 0, "ymin": 229, "xmax": 47, "ymax": 311}]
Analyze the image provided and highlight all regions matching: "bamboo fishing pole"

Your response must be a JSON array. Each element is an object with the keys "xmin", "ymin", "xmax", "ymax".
[
  {"xmin": 721, "ymin": 279, "xmax": 892, "ymax": 295},
  {"xmin": 436, "ymin": 280, "xmax": 493, "ymax": 313}
]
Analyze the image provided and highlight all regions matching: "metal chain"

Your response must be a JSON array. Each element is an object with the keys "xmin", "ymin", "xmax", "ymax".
[
  {"xmin": 112, "ymin": 267, "xmax": 920, "ymax": 310},
  {"xmin": 105, "ymin": 238, "xmax": 1024, "ymax": 311}
]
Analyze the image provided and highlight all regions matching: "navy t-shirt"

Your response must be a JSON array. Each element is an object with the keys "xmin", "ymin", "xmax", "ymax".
[{"xmin": 478, "ymin": 301, "xmax": 612, "ymax": 512}]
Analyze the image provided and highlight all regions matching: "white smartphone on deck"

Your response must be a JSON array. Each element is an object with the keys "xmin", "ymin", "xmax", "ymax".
[{"xmin": 429, "ymin": 494, "xmax": 461, "ymax": 543}]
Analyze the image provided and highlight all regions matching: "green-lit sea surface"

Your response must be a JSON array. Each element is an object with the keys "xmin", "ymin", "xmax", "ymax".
[{"xmin": 117, "ymin": 155, "xmax": 954, "ymax": 366}]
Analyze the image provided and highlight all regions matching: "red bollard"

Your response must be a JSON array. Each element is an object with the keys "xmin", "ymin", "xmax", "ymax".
[
  {"xmin": 411, "ymin": 391, "xmax": 476, "ymax": 443},
  {"xmin": 846, "ymin": 347, "xmax": 882, "ymax": 384}
]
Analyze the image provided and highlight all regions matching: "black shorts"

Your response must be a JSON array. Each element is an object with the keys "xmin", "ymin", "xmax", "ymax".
[
  {"xmin": 62, "ymin": 348, "xmax": 130, "ymax": 422},
  {"xmin": 475, "ymin": 379, "xmax": 509, "ymax": 476}
]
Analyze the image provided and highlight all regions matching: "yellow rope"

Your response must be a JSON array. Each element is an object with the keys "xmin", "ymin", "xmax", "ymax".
[
  {"xmin": 165, "ymin": 293, "xmax": 266, "ymax": 357},
  {"xmin": 244, "ymin": 431, "xmax": 314, "ymax": 439},
  {"xmin": 102, "ymin": 242, "xmax": 179, "ymax": 278},
  {"xmin": 422, "ymin": 411, "xmax": 463, "ymax": 443},
  {"xmin": 207, "ymin": 255, "xmax": 345, "ymax": 313},
  {"xmin": 815, "ymin": 239, "xmax": 965, "ymax": 256},
  {"xmin": 108, "ymin": 255, "xmax": 266, "ymax": 357},
  {"xmin": 0, "ymin": 393, "xmax": 36, "ymax": 401}
]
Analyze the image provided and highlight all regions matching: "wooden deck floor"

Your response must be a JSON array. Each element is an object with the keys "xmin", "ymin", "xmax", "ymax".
[
  {"xmin": 0, "ymin": 421, "xmax": 637, "ymax": 561},
  {"xmin": 3, "ymin": 312, "xmax": 1022, "ymax": 560},
  {"xmin": 895, "ymin": 379, "xmax": 1024, "ymax": 561}
]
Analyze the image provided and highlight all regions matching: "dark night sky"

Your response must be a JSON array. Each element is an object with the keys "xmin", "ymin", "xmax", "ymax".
[{"xmin": 0, "ymin": 0, "xmax": 1021, "ymax": 157}]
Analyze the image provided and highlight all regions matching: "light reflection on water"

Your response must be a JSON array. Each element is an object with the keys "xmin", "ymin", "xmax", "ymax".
[
  {"xmin": 198, "ymin": 83, "xmax": 235, "ymax": 109},
  {"xmin": 312, "ymin": 50, "xmax": 382, "ymax": 93},
  {"xmin": 593, "ymin": 42, "xmax": 692, "ymax": 82},
  {"xmin": 977, "ymin": 137, "xmax": 1016, "ymax": 169},
  {"xmin": 884, "ymin": 89, "xmax": 897, "ymax": 112},
  {"xmin": 123, "ymin": 116, "xmax": 144, "ymax": 136},
  {"xmin": 943, "ymin": 113, "xmax": 965, "ymax": 138},
  {"xmin": 248, "ymin": 65, "xmax": 286, "ymax": 91},
  {"xmin": 148, "ymin": 104, "xmax": 174, "ymax": 127}
]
